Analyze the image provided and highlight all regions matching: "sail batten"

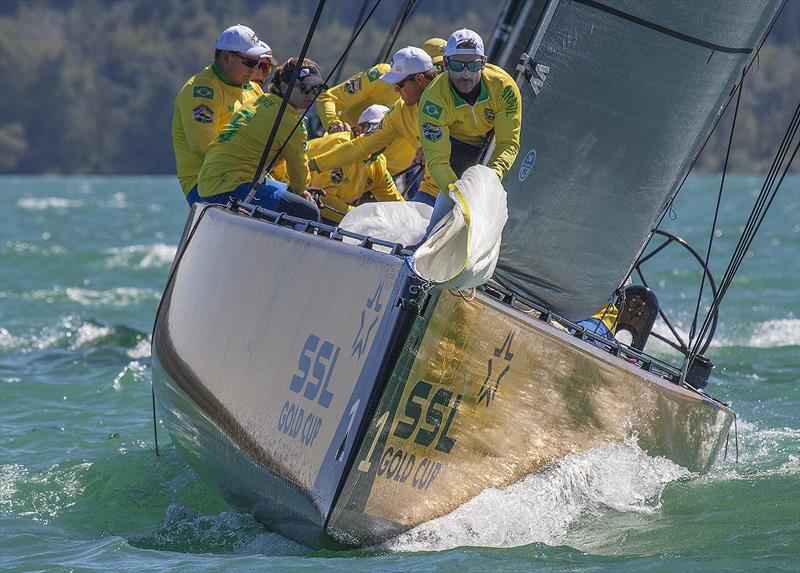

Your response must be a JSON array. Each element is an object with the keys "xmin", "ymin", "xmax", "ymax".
[{"xmin": 494, "ymin": 0, "xmax": 782, "ymax": 319}]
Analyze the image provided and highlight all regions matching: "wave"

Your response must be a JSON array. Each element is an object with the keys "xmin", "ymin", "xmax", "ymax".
[
  {"xmin": 0, "ymin": 286, "xmax": 160, "ymax": 307},
  {"xmin": 0, "ymin": 462, "xmax": 92, "ymax": 524},
  {"xmin": 15, "ymin": 192, "xmax": 128, "ymax": 210},
  {"xmin": 383, "ymin": 438, "xmax": 688, "ymax": 552},
  {"xmin": 103, "ymin": 243, "xmax": 177, "ymax": 270},
  {"xmin": 0, "ymin": 317, "xmax": 149, "ymax": 356}
]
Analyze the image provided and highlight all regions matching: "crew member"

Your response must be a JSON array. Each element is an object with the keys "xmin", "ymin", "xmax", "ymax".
[
  {"xmin": 422, "ymin": 37, "xmax": 447, "ymax": 73},
  {"xmin": 194, "ymin": 58, "xmax": 323, "ymax": 221},
  {"xmin": 309, "ymin": 47, "xmax": 441, "ymax": 205},
  {"xmin": 418, "ymin": 29, "xmax": 522, "ymax": 230},
  {"xmin": 172, "ymin": 25, "xmax": 276, "ymax": 202}
]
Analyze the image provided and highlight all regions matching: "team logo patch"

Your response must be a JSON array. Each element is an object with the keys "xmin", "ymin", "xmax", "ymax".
[
  {"xmin": 330, "ymin": 168, "xmax": 344, "ymax": 184},
  {"xmin": 343, "ymin": 78, "xmax": 362, "ymax": 95},
  {"xmin": 192, "ymin": 86, "xmax": 215, "ymax": 100},
  {"xmin": 422, "ymin": 99, "xmax": 443, "ymax": 120},
  {"xmin": 484, "ymin": 108, "xmax": 495, "ymax": 122},
  {"xmin": 422, "ymin": 122, "xmax": 443, "ymax": 142},
  {"xmin": 518, "ymin": 149, "xmax": 536, "ymax": 182},
  {"xmin": 192, "ymin": 104, "xmax": 214, "ymax": 124},
  {"xmin": 366, "ymin": 66, "xmax": 382, "ymax": 82}
]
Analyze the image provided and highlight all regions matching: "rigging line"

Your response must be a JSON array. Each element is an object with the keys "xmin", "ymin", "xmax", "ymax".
[
  {"xmin": 245, "ymin": 0, "xmax": 327, "ymax": 203},
  {"xmin": 376, "ymin": 0, "xmax": 413, "ymax": 65},
  {"xmin": 379, "ymin": 0, "xmax": 419, "ymax": 64},
  {"xmin": 688, "ymin": 69, "xmax": 745, "ymax": 352},
  {"xmin": 691, "ymin": 105, "xmax": 800, "ymax": 354},
  {"xmin": 246, "ymin": 0, "xmax": 385, "ymax": 192},
  {"xmin": 694, "ymin": 138, "xmax": 799, "ymax": 354},
  {"xmin": 572, "ymin": 0, "xmax": 753, "ymax": 54},
  {"xmin": 332, "ymin": 0, "xmax": 370, "ymax": 85}
]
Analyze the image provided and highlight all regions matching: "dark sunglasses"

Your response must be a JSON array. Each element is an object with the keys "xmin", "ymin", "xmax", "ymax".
[
  {"xmin": 258, "ymin": 60, "xmax": 272, "ymax": 73},
  {"xmin": 295, "ymin": 83, "xmax": 323, "ymax": 95},
  {"xmin": 446, "ymin": 59, "xmax": 483, "ymax": 72},
  {"xmin": 233, "ymin": 53, "xmax": 260, "ymax": 69},
  {"xmin": 394, "ymin": 74, "xmax": 416, "ymax": 89}
]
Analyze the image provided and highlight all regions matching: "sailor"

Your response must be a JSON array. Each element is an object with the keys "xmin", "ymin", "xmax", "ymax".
[
  {"xmin": 194, "ymin": 58, "xmax": 323, "ymax": 221},
  {"xmin": 277, "ymin": 104, "xmax": 403, "ymax": 224},
  {"xmin": 316, "ymin": 60, "xmax": 415, "ymax": 175},
  {"xmin": 419, "ymin": 29, "xmax": 522, "ymax": 231},
  {"xmin": 309, "ymin": 46, "xmax": 441, "ymax": 206},
  {"xmin": 422, "ymin": 37, "xmax": 447, "ymax": 74},
  {"xmin": 172, "ymin": 25, "xmax": 277, "ymax": 203},
  {"xmin": 571, "ymin": 304, "xmax": 619, "ymax": 348}
]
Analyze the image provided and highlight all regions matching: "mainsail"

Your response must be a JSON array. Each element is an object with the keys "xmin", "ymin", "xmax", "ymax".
[{"xmin": 493, "ymin": 0, "xmax": 783, "ymax": 319}]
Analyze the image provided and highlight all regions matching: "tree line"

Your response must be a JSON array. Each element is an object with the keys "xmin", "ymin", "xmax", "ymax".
[{"xmin": 0, "ymin": 0, "xmax": 797, "ymax": 175}]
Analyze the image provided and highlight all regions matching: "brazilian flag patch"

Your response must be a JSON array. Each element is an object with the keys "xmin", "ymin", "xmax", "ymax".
[
  {"xmin": 421, "ymin": 99, "xmax": 443, "ymax": 120},
  {"xmin": 192, "ymin": 86, "xmax": 215, "ymax": 100},
  {"xmin": 366, "ymin": 66, "xmax": 382, "ymax": 82}
]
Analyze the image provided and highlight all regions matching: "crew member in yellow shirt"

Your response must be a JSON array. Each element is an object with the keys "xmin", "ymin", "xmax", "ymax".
[
  {"xmin": 309, "ymin": 47, "xmax": 441, "ymax": 205},
  {"xmin": 418, "ymin": 29, "xmax": 522, "ymax": 232},
  {"xmin": 195, "ymin": 59, "xmax": 323, "ymax": 221},
  {"xmin": 172, "ymin": 25, "xmax": 276, "ymax": 202}
]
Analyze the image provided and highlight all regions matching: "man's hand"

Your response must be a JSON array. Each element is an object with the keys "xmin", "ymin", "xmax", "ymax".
[
  {"xmin": 327, "ymin": 122, "xmax": 350, "ymax": 134},
  {"xmin": 305, "ymin": 187, "xmax": 327, "ymax": 207},
  {"xmin": 414, "ymin": 147, "xmax": 426, "ymax": 166}
]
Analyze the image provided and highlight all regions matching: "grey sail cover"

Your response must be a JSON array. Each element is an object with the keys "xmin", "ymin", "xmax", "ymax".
[{"xmin": 494, "ymin": 0, "xmax": 782, "ymax": 319}]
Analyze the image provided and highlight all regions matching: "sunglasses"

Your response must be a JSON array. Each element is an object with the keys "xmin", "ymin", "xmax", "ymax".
[
  {"xmin": 234, "ymin": 53, "xmax": 260, "ymax": 69},
  {"xmin": 295, "ymin": 83, "xmax": 323, "ymax": 95},
  {"xmin": 394, "ymin": 74, "xmax": 416, "ymax": 89},
  {"xmin": 446, "ymin": 59, "xmax": 484, "ymax": 72}
]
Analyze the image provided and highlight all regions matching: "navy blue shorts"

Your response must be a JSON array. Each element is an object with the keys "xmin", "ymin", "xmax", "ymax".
[{"xmin": 186, "ymin": 180, "xmax": 320, "ymax": 221}]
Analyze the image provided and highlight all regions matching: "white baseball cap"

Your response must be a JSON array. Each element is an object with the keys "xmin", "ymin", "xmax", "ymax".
[
  {"xmin": 257, "ymin": 41, "xmax": 278, "ymax": 66},
  {"xmin": 444, "ymin": 28, "xmax": 485, "ymax": 58},
  {"xmin": 358, "ymin": 104, "xmax": 390, "ymax": 125},
  {"xmin": 216, "ymin": 25, "xmax": 271, "ymax": 58},
  {"xmin": 380, "ymin": 47, "xmax": 433, "ymax": 84}
]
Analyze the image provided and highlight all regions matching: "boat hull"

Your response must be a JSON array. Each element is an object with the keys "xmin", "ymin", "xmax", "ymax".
[{"xmin": 152, "ymin": 207, "xmax": 733, "ymax": 547}]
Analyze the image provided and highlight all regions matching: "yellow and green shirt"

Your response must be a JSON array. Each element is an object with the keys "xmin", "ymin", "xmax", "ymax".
[
  {"xmin": 276, "ymin": 132, "xmax": 403, "ymax": 223},
  {"xmin": 311, "ymin": 98, "xmax": 439, "ymax": 198},
  {"xmin": 316, "ymin": 63, "xmax": 415, "ymax": 174},
  {"xmin": 172, "ymin": 63, "xmax": 264, "ymax": 195},
  {"xmin": 418, "ymin": 63, "xmax": 522, "ymax": 191},
  {"xmin": 197, "ymin": 93, "xmax": 310, "ymax": 198}
]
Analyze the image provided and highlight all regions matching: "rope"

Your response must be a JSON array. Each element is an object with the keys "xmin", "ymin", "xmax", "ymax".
[
  {"xmin": 687, "ymin": 68, "xmax": 744, "ymax": 354},
  {"xmin": 377, "ymin": 0, "xmax": 418, "ymax": 65},
  {"xmin": 331, "ymin": 0, "xmax": 370, "ymax": 85},
  {"xmin": 245, "ymin": 0, "xmax": 327, "ymax": 203},
  {"xmin": 240, "ymin": 0, "xmax": 386, "ymax": 203}
]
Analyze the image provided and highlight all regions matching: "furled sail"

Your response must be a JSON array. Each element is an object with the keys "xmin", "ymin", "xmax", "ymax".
[{"xmin": 493, "ymin": 0, "xmax": 782, "ymax": 319}]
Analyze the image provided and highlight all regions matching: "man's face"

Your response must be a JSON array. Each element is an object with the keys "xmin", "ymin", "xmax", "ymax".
[
  {"xmin": 219, "ymin": 51, "xmax": 259, "ymax": 85},
  {"xmin": 447, "ymin": 55, "xmax": 485, "ymax": 95},
  {"xmin": 394, "ymin": 73, "xmax": 432, "ymax": 105}
]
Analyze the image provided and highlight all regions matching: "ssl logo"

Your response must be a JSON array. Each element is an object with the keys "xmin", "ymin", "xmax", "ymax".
[{"xmin": 518, "ymin": 149, "xmax": 536, "ymax": 182}]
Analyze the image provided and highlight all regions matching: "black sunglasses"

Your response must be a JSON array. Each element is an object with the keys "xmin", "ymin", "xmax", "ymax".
[
  {"xmin": 233, "ymin": 53, "xmax": 260, "ymax": 69},
  {"xmin": 295, "ymin": 83, "xmax": 323, "ymax": 95},
  {"xmin": 394, "ymin": 74, "xmax": 417, "ymax": 89}
]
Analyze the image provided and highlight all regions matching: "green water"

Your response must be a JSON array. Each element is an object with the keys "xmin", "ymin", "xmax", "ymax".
[{"xmin": 1, "ymin": 175, "xmax": 798, "ymax": 571}]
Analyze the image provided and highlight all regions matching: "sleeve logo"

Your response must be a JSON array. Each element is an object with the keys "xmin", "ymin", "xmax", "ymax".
[
  {"xmin": 483, "ymin": 108, "xmax": 495, "ymax": 122},
  {"xmin": 192, "ymin": 86, "xmax": 215, "ymax": 100},
  {"xmin": 421, "ymin": 100, "xmax": 443, "ymax": 120},
  {"xmin": 192, "ymin": 104, "xmax": 214, "ymax": 124},
  {"xmin": 500, "ymin": 85, "xmax": 518, "ymax": 117},
  {"xmin": 366, "ymin": 66, "xmax": 382, "ymax": 82},
  {"xmin": 343, "ymin": 78, "xmax": 362, "ymax": 95},
  {"xmin": 330, "ymin": 168, "xmax": 344, "ymax": 184},
  {"xmin": 422, "ymin": 122, "xmax": 443, "ymax": 142}
]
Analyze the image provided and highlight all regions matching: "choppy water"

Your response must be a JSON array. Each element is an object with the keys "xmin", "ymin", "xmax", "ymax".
[{"xmin": 1, "ymin": 175, "xmax": 798, "ymax": 572}]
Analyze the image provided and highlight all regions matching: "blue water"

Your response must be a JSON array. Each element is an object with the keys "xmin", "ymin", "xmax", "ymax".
[{"xmin": 1, "ymin": 175, "xmax": 798, "ymax": 571}]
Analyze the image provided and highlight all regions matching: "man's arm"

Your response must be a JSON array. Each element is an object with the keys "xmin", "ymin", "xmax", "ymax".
[
  {"xmin": 283, "ymin": 126, "xmax": 311, "ymax": 194},
  {"xmin": 489, "ymin": 80, "xmax": 522, "ymax": 181},
  {"xmin": 316, "ymin": 65, "xmax": 385, "ymax": 130},
  {"xmin": 178, "ymin": 84, "xmax": 220, "ymax": 155},
  {"xmin": 366, "ymin": 156, "xmax": 403, "ymax": 202}
]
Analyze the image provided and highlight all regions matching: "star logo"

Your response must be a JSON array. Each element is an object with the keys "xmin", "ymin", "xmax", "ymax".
[
  {"xmin": 477, "ymin": 330, "xmax": 515, "ymax": 407},
  {"xmin": 351, "ymin": 281, "xmax": 384, "ymax": 360}
]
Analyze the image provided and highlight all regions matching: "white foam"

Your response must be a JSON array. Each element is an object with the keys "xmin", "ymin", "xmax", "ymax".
[
  {"xmin": 104, "ymin": 243, "xmax": 177, "ymax": 269},
  {"xmin": 0, "ymin": 462, "xmax": 92, "ymax": 523},
  {"xmin": 383, "ymin": 439, "xmax": 688, "ymax": 552},
  {"xmin": 127, "ymin": 337, "xmax": 152, "ymax": 359},
  {"xmin": 71, "ymin": 322, "xmax": 112, "ymax": 348},
  {"xmin": 112, "ymin": 360, "xmax": 147, "ymax": 391},
  {"xmin": 65, "ymin": 286, "xmax": 159, "ymax": 307},
  {"xmin": 16, "ymin": 197, "xmax": 84, "ymax": 210}
]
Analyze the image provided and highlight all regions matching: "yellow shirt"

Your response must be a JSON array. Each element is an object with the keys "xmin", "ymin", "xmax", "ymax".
[
  {"xmin": 197, "ymin": 93, "xmax": 309, "ymax": 198},
  {"xmin": 276, "ymin": 132, "xmax": 403, "ymax": 223},
  {"xmin": 311, "ymin": 99, "xmax": 439, "ymax": 198},
  {"xmin": 316, "ymin": 63, "xmax": 414, "ymax": 174},
  {"xmin": 172, "ymin": 63, "xmax": 264, "ymax": 195},
  {"xmin": 418, "ymin": 63, "xmax": 522, "ymax": 191}
]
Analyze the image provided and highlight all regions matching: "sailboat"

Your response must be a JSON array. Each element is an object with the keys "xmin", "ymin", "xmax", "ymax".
[{"xmin": 152, "ymin": 0, "xmax": 786, "ymax": 548}]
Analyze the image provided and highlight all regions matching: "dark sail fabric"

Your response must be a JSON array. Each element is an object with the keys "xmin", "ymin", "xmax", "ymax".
[{"xmin": 494, "ymin": 0, "xmax": 782, "ymax": 319}]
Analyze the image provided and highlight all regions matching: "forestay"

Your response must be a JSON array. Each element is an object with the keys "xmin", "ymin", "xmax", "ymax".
[{"xmin": 494, "ymin": 0, "xmax": 782, "ymax": 319}]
